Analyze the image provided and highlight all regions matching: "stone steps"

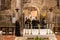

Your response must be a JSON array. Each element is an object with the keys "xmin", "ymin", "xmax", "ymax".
[{"xmin": 15, "ymin": 37, "xmax": 27, "ymax": 40}]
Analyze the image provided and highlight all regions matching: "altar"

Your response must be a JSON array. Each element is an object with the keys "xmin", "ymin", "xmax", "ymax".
[{"xmin": 23, "ymin": 29, "xmax": 57, "ymax": 40}]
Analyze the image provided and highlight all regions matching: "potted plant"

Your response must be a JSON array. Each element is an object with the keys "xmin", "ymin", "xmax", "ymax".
[
  {"xmin": 34, "ymin": 36, "xmax": 38, "ymax": 40},
  {"xmin": 34, "ymin": 36, "xmax": 44, "ymax": 40},
  {"xmin": 38, "ymin": 38, "xmax": 44, "ymax": 40}
]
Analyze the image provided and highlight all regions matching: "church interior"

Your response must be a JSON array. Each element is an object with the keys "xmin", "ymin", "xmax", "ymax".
[{"xmin": 0, "ymin": 0, "xmax": 60, "ymax": 40}]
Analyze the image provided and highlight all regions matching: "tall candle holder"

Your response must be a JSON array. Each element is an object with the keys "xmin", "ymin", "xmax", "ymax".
[
  {"xmin": 46, "ymin": 24, "xmax": 48, "ymax": 34},
  {"xmin": 49, "ymin": 23, "xmax": 53, "ymax": 34},
  {"xmin": 51, "ymin": 24, "xmax": 53, "ymax": 34},
  {"xmin": 25, "ymin": 29, "xmax": 26, "ymax": 35},
  {"xmin": 38, "ymin": 24, "xmax": 40, "ymax": 35},
  {"xmin": 31, "ymin": 22, "xmax": 32, "ymax": 35}
]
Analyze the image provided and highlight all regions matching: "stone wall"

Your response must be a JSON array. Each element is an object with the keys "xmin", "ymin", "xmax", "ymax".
[
  {"xmin": 0, "ymin": 0, "xmax": 60, "ymax": 27},
  {"xmin": 0, "ymin": 0, "xmax": 16, "ymax": 27}
]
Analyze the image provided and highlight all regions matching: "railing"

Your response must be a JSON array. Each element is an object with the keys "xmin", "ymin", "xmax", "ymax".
[
  {"xmin": 0, "ymin": 27, "xmax": 15, "ymax": 35},
  {"xmin": 0, "ymin": 14, "xmax": 15, "ymax": 35}
]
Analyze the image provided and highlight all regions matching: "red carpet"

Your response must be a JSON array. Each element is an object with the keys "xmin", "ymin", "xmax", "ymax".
[
  {"xmin": 56, "ymin": 35, "xmax": 60, "ymax": 40},
  {"xmin": 2, "ymin": 35, "xmax": 15, "ymax": 40}
]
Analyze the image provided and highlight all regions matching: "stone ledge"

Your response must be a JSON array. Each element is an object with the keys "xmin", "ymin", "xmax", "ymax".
[{"xmin": 15, "ymin": 37, "xmax": 27, "ymax": 40}]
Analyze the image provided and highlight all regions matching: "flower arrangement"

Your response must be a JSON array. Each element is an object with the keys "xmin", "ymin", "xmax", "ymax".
[{"xmin": 34, "ymin": 36, "xmax": 44, "ymax": 40}]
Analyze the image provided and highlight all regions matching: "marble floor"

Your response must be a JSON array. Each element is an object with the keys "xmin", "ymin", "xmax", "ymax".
[{"xmin": 0, "ymin": 35, "xmax": 60, "ymax": 40}]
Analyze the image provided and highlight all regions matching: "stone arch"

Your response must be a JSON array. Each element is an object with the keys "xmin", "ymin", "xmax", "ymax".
[{"xmin": 23, "ymin": 3, "xmax": 40, "ymax": 19}]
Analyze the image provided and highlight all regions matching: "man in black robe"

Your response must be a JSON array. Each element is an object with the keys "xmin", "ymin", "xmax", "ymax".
[
  {"xmin": 15, "ymin": 20, "xmax": 21, "ymax": 36},
  {"xmin": 25, "ymin": 18, "xmax": 31, "ymax": 29},
  {"xmin": 40, "ymin": 18, "xmax": 46, "ymax": 29}
]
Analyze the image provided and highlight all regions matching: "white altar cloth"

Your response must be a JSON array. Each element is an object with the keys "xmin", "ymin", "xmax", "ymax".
[
  {"xmin": 0, "ymin": 31, "xmax": 2, "ymax": 34},
  {"xmin": 23, "ymin": 29, "xmax": 57, "ymax": 40}
]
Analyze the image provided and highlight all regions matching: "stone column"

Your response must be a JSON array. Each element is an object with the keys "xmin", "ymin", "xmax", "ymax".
[
  {"xmin": 16, "ymin": 0, "xmax": 23, "ymax": 27},
  {"xmin": 16, "ymin": 0, "xmax": 22, "ymax": 17},
  {"xmin": 0, "ymin": 0, "xmax": 1, "ymax": 6},
  {"xmin": 57, "ymin": 0, "xmax": 59, "ymax": 8},
  {"xmin": 16, "ymin": 0, "xmax": 22, "ymax": 21},
  {"xmin": 16, "ymin": 0, "xmax": 21, "ymax": 8}
]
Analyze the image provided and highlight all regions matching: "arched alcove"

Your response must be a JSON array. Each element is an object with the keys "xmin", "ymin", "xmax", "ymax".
[{"xmin": 22, "ymin": 3, "xmax": 40, "ymax": 20}]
